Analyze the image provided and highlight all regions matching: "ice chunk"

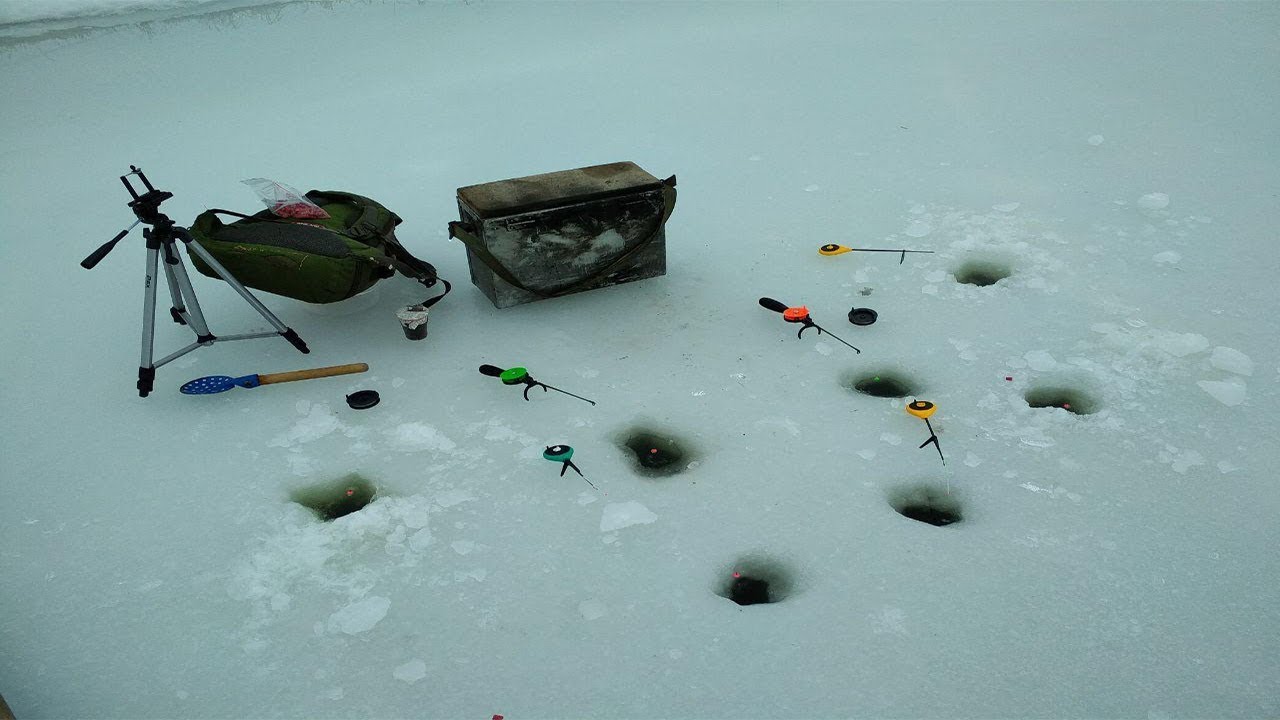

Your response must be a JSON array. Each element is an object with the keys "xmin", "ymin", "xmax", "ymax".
[
  {"xmin": 388, "ymin": 423, "xmax": 457, "ymax": 453},
  {"xmin": 1210, "ymin": 347, "xmax": 1253, "ymax": 376},
  {"xmin": 1087, "ymin": 134, "xmax": 1105, "ymax": 146},
  {"xmin": 454, "ymin": 568, "xmax": 488, "ymax": 583},
  {"xmin": 992, "ymin": 202, "xmax": 1020, "ymax": 212},
  {"xmin": 1161, "ymin": 447, "xmax": 1205, "ymax": 474},
  {"xmin": 1024, "ymin": 350, "xmax": 1058, "ymax": 371},
  {"xmin": 600, "ymin": 502, "xmax": 658, "ymax": 532},
  {"xmin": 1197, "ymin": 380, "xmax": 1246, "ymax": 407},
  {"xmin": 904, "ymin": 221, "xmax": 932, "ymax": 238},
  {"xmin": 578, "ymin": 599, "xmax": 607, "ymax": 621},
  {"xmin": 1154, "ymin": 332, "xmax": 1210, "ymax": 357},
  {"xmin": 1152, "ymin": 251, "xmax": 1181, "ymax": 264},
  {"xmin": 1138, "ymin": 193, "xmax": 1170, "ymax": 209},
  {"xmin": 269, "ymin": 405, "xmax": 341, "ymax": 447},
  {"xmin": 327, "ymin": 596, "xmax": 391, "ymax": 635},
  {"xmin": 394, "ymin": 659, "xmax": 427, "ymax": 684},
  {"xmin": 435, "ymin": 489, "xmax": 475, "ymax": 508},
  {"xmin": 408, "ymin": 528, "xmax": 433, "ymax": 551}
]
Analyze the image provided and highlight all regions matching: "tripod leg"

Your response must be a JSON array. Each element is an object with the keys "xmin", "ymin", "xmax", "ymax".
[
  {"xmin": 178, "ymin": 229, "xmax": 309, "ymax": 354},
  {"xmin": 161, "ymin": 244, "xmax": 187, "ymax": 325},
  {"xmin": 164, "ymin": 247, "xmax": 215, "ymax": 343},
  {"xmin": 138, "ymin": 244, "xmax": 161, "ymax": 397}
]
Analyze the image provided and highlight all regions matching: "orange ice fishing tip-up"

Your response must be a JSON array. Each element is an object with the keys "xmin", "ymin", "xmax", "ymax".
[{"xmin": 758, "ymin": 297, "xmax": 860, "ymax": 353}]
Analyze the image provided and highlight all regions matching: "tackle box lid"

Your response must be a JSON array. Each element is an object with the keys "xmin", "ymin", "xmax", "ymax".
[{"xmin": 457, "ymin": 162, "xmax": 663, "ymax": 219}]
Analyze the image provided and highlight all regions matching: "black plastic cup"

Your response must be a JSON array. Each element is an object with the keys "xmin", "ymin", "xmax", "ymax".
[{"xmin": 396, "ymin": 305, "xmax": 429, "ymax": 340}]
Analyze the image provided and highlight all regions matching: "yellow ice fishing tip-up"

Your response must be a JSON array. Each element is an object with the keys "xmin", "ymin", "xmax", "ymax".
[
  {"xmin": 906, "ymin": 400, "xmax": 945, "ymax": 464},
  {"xmin": 818, "ymin": 244, "xmax": 935, "ymax": 263}
]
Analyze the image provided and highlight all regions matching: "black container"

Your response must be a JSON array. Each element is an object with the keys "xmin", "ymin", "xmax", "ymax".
[{"xmin": 451, "ymin": 162, "xmax": 677, "ymax": 308}]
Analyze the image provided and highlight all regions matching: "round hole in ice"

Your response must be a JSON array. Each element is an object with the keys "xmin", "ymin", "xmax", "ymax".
[
  {"xmin": 889, "ymin": 485, "xmax": 963, "ymax": 527},
  {"xmin": 619, "ymin": 426, "xmax": 695, "ymax": 477},
  {"xmin": 847, "ymin": 370, "xmax": 918, "ymax": 399},
  {"xmin": 715, "ymin": 555, "xmax": 794, "ymax": 606},
  {"xmin": 953, "ymin": 259, "xmax": 1013, "ymax": 287},
  {"xmin": 290, "ymin": 474, "xmax": 378, "ymax": 521},
  {"xmin": 1024, "ymin": 386, "xmax": 1100, "ymax": 415}
]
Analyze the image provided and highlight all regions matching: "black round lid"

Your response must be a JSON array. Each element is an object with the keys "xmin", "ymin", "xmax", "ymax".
[
  {"xmin": 848, "ymin": 307, "xmax": 878, "ymax": 326},
  {"xmin": 345, "ymin": 390, "xmax": 380, "ymax": 410}
]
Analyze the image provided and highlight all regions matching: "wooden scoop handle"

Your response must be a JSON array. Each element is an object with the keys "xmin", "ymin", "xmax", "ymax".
[{"xmin": 257, "ymin": 363, "xmax": 369, "ymax": 386}]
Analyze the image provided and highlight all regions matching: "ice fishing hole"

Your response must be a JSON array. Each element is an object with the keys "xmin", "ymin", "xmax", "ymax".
[
  {"xmin": 715, "ymin": 556, "xmax": 794, "ymax": 606},
  {"xmin": 848, "ymin": 371, "xmax": 917, "ymax": 399},
  {"xmin": 1025, "ymin": 387, "xmax": 1100, "ymax": 415},
  {"xmin": 889, "ymin": 485, "xmax": 963, "ymax": 527},
  {"xmin": 619, "ymin": 426, "xmax": 695, "ymax": 477},
  {"xmin": 291, "ymin": 475, "xmax": 377, "ymax": 521},
  {"xmin": 953, "ymin": 260, "xmax": 1013, "ymax": 287}
]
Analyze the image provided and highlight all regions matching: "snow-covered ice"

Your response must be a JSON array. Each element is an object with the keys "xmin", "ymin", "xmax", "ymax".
[{"xmin": 2, "ymin": 1, "xmax": 1278, "ymax": 718}]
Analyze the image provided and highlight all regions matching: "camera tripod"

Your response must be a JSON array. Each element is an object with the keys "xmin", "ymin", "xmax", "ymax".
[{"xmin": 82, "ymin": 166, "xmax": 309, "ymax": 397}]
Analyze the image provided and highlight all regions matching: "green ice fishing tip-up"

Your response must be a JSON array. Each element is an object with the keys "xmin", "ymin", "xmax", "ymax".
[
  {"xmin": 758, "ymin": 297, "xmax": 861, "ymax": 353},
  {"xmin": 478, "ymin": 364, "xmax": 597, "ymax": 405}
]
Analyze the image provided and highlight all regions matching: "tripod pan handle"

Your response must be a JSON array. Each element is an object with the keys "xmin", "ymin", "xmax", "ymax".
[{"xmin": 81, "ymin": 230, "xmax": 129, "ymax": 269}]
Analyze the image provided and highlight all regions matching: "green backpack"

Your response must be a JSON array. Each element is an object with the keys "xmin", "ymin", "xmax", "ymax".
[{"xmin": 187, "ymin": 190, "xmax": 449, "ymax": 307}]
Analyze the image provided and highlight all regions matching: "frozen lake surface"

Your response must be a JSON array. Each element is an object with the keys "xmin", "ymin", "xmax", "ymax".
[{"xmin": 1, "ymin": 1, "xmax": 1278, "ymax": 717}]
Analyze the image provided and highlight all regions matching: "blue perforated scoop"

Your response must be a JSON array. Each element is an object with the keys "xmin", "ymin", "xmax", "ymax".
[
  {"xmin": 179, "ymin": 363, "xmax": 368, "ymax": 395},
  {"xmin": 180, "ymin": 374, "xmax": 261, "ymax": 394}
]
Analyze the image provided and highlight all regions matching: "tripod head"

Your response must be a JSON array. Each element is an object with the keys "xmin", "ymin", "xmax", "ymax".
[
  {"xmin": 121, "ymin": 165, "xmax": 174, "ymax": 226},
  {"xmin": 82, "ymin": 166, "xmax": 178, "ymax": 270}
]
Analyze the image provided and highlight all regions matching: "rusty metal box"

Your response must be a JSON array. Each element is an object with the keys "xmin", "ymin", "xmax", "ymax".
[{"xmin": 448, "ymin": 162, "xmax": 677, "ymax": 308}]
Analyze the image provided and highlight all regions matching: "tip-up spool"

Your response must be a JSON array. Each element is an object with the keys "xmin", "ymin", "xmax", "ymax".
[
  {"xmin": 782, "ymin": 306, "xmax": 810, "ymax": 323},
  {"xmin": 500, "ymin": 367, "xmax": 529, "ymax": 385},
  {"xmin": 543, "ymin": 444, "xmax": 574, "ymax": 462},
  {"xmin": 906, "ymin": 400, "xmax": 936, "ymax": 419}
]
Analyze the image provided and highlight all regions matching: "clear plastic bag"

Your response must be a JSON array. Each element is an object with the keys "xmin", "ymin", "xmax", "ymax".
[{"xmin": 241, "ymin": 178, "xmax": 330, "ymax": 219}]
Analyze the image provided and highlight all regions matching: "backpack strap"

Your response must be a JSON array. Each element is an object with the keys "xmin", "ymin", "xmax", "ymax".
[
  {"xmin": 380, "ymin": 240, "xmax": 453, "ymax": 309},
  {"xmin": 305, "ymin": 191, "xmax": 452, "ymax": 308},
  {"xmin": 449, "ymin": 175, "xmax": 676, "ymax": 299}
]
